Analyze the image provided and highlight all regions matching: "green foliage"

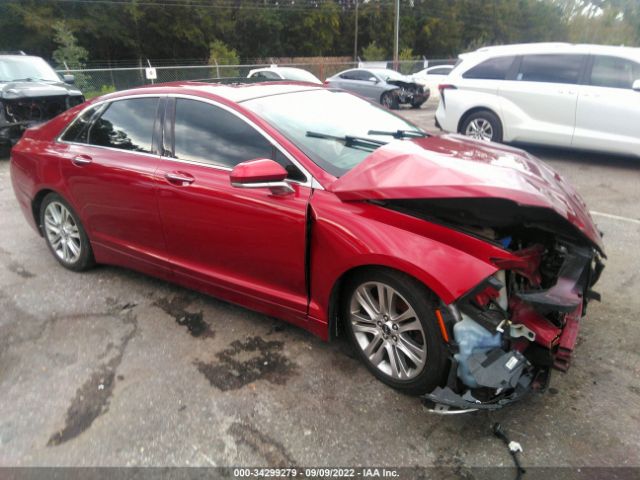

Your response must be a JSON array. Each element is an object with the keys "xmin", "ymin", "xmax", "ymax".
[
  {"xmin": 84, "ymin": 84, "xmax": 117, "ymax": 100},
  {"xmin": 362, "ymin": 41, "xmax": 387, "ymax": 61},
  {"xmin": 208, "ymin": 39, "xmax": 239, "ymax": 78},
  {"xmin": 398, "ymin": 47, "xmax": 418, "ymax": 74},
  {"xmin": 51, "ymin": 20, "xmax": 89, "ymax": 89},
  {"xmin": 52, "ymin": 21, "xmax": 88, "ymax": 69},
  {"xmin": 0, "ymin": 0, "xmax": 638, "ymax": 67}
]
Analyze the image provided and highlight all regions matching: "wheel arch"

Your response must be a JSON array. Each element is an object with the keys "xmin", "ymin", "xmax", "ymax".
[
  {"xmin": 457, "ymin": 106, "xmax": 503, "ymax": 134},
  {"xmin": 31, "ymin": 188, "xmax": 57, "ymax": 236},
  {"xmin": 327, "ymin": 263, "xmax": 445, "ymax": 341}
]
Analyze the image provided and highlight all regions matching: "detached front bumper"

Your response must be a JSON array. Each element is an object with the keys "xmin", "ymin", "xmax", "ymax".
[{"xmin": 423, "ymin": 243, "xmax": 604, "ymax": 413}]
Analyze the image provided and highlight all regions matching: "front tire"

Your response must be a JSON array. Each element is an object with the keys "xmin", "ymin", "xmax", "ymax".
[
  {"xmin": 40, "ymin": 193, "xmax": 95, "ymax": 271},
  {"xmin": 460, "ymin": 110, "xmax": 503, "ymax": 142},
  {"xmin": 380, "ymin": 92, "xmax": 399, "ymax": 110},
  {"xmin": 341, "ymin": 268, "xmax": 448, "ymax": 395}
]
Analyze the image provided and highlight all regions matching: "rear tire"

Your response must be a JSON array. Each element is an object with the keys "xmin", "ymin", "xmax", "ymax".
[
  {"xmin": 460, "ymin": 110, "xmax": 503, "ymax": 143},
  {"xmin": 341, "ymin": 268, "xmax": 448, "ymax": 395},
  {"xmin": 40, "ymin": 193, "xmax": 95, "ymax": 272}
]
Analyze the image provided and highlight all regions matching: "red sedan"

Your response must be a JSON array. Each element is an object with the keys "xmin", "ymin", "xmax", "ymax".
[{"xmin": 10, "ymin": 82, "xmax": 604, "ymax": 412}]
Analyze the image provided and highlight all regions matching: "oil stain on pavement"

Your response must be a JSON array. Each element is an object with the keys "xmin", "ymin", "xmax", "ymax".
[
  {"xmin": 154, "ymin": 295, "xmax": 214, "ymax": 338},
  {"xmin": 228, "ymin": 421, "xmax": 296, "ymax": 466},
  {"xmin": 195, "ymin": 336, "xmax": 296, "ymax": 391},
  {"xmin": 47, "ymin": 304, "xmax": 138, "ymax": 446}
]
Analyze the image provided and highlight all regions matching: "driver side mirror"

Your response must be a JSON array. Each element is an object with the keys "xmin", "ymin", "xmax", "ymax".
[
  {"xmin": 368, "ymin": 76, "xmax": 379, "ymax": 83},
  {"xmin": 230, "ymin": 159, "xmax": 294, "ymax": 196},
  {"xmin": 633, "ymin": 79, "xmax": 640, "ymax": 92},
  {"xmin": 62, "ymin": 74, "xmax": 75, "ymax": 84}
]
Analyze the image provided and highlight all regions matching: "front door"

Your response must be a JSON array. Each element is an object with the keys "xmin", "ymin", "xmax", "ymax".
[{"xmin": 155, "ymin": 97, "xmax": 311, "ymax": 318}]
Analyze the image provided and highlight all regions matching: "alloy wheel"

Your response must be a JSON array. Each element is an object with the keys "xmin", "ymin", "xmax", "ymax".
[
  {"xmin": 465, "ymin": 118, "xmax": 494, "ymax": 141},
  {"xmin": 43, "ymin": 201, "xmax": 82, "ymax": 264},
  {"xmin": 349, "ymin": 281, "xmax": 427, "ymax": 380}
]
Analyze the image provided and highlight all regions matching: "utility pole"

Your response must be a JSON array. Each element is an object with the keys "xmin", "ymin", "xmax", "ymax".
[
  {"xmin": 353, "ymin": 0, "xmax": 359, "ymax": 62},
  {"xmin": 393, "ymin": 0, "xmax": 400, "ymax": 70}
]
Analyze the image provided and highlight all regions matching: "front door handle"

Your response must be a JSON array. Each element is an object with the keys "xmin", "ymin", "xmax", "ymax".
[
  {"xmin": 72, "ymin": 154, "xmax": 92, "ymax": 166},
  {"xmin": 165, "ymin": 172, "xmax": 195, "ymax": 186}
]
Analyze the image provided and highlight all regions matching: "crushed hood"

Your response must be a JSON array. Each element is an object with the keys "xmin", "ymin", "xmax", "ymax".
[
  {"xmin": 1, "ymin": 80, "xmax": 82, "ymax": 100},
  {"xmin": 329, "ymin": 134, "xmax": 604, "ymax": 252}
]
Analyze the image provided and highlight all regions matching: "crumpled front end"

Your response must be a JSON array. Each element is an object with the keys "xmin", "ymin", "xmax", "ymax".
[
  {"xmin": 386, "ymin": 80, "xmax": 430, "ymax": 106},
  {"xmin": 423, "ymin": 232, "xmax": 604, "ymax": 413},
  {"xmin": 0, "ymin": 95, "xmax": 84, "ymax": 147}
]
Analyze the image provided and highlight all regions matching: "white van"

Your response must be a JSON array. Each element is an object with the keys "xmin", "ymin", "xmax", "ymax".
[{"xmin": 435, "ymin": 43, "xmax": 640, "ymax": 157}]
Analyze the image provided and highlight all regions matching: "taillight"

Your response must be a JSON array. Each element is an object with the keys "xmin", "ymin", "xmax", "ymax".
[
  {"xmin": 438, "ymin": 84, "xmax": 456, "ymax": 107},
  {"xmin": 438, "ymin": 83, "xmax": 457, "ymax": 93}
]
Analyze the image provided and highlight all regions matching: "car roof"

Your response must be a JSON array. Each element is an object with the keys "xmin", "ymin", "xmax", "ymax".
[
  {"xmin": 466, "ymin": 42, "xmax": 640, "ymax": 59},
  {"xmin": 100, "ymin": 80, "xmax": 324, "ymax": 103},
  {"xmin": 0, "ymin": 54, "xmax": 45, "ymax": 60}
]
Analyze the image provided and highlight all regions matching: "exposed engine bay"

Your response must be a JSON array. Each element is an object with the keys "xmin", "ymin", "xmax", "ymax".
[
  {"xmin": 383, "ymin": 197, "xmax": 605, "ymax": 412},
  {"xmin": 387, "ymin": 80, "xmax": 429, "ymax": 106},
  {"xmin": 0, "ymin": 95, "xmax": 84, "ymax": 146}
]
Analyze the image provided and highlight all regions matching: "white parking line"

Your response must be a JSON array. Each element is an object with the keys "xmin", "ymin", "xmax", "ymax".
[{"xmin": 590, "ymin": 211, "xmax": 640, "ymax": 225}]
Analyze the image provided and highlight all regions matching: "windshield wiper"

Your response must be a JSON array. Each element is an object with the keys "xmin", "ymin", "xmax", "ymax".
[
  {"xmin": 306, "ymin": 131, "xmax": 387, "ymax": 150},
  {"xmin": 367, "ymin": 129, "xmax": 428, "ymax": 139}
]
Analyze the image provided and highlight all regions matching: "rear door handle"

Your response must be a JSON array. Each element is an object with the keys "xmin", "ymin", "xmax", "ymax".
[
  {"xmin": 72, "ymin": 154, "xmax": 92, "ymax": 166},
  {"xmin": 165, "ymin": 172, "xmax": 195, "ymax": 186}
]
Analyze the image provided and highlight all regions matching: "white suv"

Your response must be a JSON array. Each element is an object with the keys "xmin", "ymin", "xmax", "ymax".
[{"xmin": 435, "ymin": 43, "xmax": 640, "ymax": 157}]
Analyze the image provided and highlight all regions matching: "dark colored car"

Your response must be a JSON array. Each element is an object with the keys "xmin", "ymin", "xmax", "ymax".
[
  {"xmin": 10, "ymin": 82, "xmax": 604, "ymax": 412},
  {"xmin": 0, "ymin": 53, "xmax": 84, "ymax": 155},
  {"xmin": 325, "ymin": 68, "xmax": 429, "ymax": 109}
]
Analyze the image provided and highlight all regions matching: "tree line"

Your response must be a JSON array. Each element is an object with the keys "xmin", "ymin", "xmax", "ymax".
[{"xmin": 1, "ymin": 0, "xmax": 638, "ymax": 68}]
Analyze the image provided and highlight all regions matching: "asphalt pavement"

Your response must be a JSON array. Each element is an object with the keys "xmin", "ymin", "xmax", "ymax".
[{"xmin": 0, "ymin": 100, "xmax": 639, "ymax": 475}]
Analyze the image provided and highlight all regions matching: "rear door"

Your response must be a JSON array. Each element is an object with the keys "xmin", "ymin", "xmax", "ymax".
[
  {"xmin": 59, "ymin": 96, "xmax": 168, "ymax": 274},
  {"xmin": 498, "ymin": 54, "xmax": 586, "ymax": 146},
  {"xmin": 573, "ymin": 54, "xmax": 640, "ymax": 155},
  {"xmin": 155, "ymin": 96, "xmax": 312, "ymax": 319},
  {"xmin": 335, "ymin": 70, "xmax": 381, "ymax": 101}
]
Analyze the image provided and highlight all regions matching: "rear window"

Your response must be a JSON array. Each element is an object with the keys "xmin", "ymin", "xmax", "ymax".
[
  {"xmin": 61, "ymin": 105, "xmax": 101, "ymax": 143},
  {"xmin": 517, "ymin": 54, "xmax": 585, "ymax": 85},
  {"xmin": 88, "ymin": 98, "xmax": 158, "ymax": 153},
  {"xmin": 590, "ymin": 55, "xmax": 640, "ymax": 89},
  {"xmin": 462, "ymin": 56, "xmax": 515, "ymax": 80}
]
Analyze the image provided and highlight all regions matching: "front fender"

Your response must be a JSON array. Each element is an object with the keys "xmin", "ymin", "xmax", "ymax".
[{"xmin": 307, "ymin": 190, "xmax": 505, "ymax": 329}]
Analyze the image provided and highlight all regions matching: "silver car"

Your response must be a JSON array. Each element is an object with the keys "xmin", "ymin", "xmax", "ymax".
[{"xmin": 325, "ymin": 68, "xmax": 429, "ymax": 109}]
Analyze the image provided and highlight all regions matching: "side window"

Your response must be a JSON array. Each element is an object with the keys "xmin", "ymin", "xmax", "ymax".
[
  {"xmin": 353, "ymin": 70, "xmax": 375, "ymax": 81},
  {"xmin": 252, "ymin": 71, "xmax": 280, "ymax": 80},
  {"xmin": 61, "ymin": 105, "xmax": 101, "ymax": 143},
  {"xmin": 173, "ymin": 98, "xmax": 305, "ymax": 182},
  {"xmin": 590, "ymin": 55, "xmax": 640, "ymax": 89},
  {"xmin": 88, "ymin": 98, "xmax": 158, "ymax": 153},
  {"xmin": 463, "ymin": 56, "xmax": 515, "ymax": 80},
  {"xmin": 517, "ymin": 54, "xmax": 585, "ymax": 84},
  {"xmin": 340, "ymin": 70, "xmax": 358, "ymax": 80},
  {"xmin": 429, "ymin": 67, "xmax": 451, "ymax": 75}
]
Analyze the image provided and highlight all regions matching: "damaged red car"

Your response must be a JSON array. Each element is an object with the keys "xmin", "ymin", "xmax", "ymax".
[{"xmin": 10, "ymin": 82, "xmax": 604, "ymax": 412}]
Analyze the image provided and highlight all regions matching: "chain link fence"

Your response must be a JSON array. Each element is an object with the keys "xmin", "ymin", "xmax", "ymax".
[{"xmin": 56, "ymin": 59, "xmax": 454, "ymax": 99}]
